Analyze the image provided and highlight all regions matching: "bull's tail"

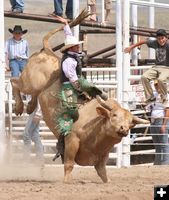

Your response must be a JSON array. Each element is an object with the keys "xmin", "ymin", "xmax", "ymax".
[
  {"xmin": 43, "ymin": 26, "xmax": 64, "ymax": 49},
  {"xmin": 43, "ymin": 9, "xmax": 90, "ymax": 49},
  {"xmin": 69, "ymin": 9, "xmax": 90, "ymax": 28}
]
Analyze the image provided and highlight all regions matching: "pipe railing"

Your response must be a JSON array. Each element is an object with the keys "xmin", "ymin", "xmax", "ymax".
[{"xmin": 88, "ymin": 45, "xmax": 116, "ymax": 58}]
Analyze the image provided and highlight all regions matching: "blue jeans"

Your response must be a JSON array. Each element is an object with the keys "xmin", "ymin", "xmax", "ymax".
[
  {"xmin": 10, "ymin": 0, "xmax": 24, "ymax": 11},
  {"xmin": 23, "ymin": 110, "xmax": 44, "ymax": 160},
  {"xmin": 150, "ymin": 119, "xmax": 169, "ymax": 165},
  {"xmin": 54, "ymin": 0, "xmax": 73, "ymax": 19},
  {"xmin": 9, "ymin": 59, "xmax": 27, "ymax": 77}
]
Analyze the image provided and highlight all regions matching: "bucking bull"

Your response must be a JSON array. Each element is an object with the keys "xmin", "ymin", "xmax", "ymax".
[{"xmin": 10, "ymin": 11, "xmax": 149, "ymax": 183}]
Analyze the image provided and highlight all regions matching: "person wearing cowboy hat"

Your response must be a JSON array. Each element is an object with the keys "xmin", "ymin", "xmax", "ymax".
[
  {"xmin": 52, "ymin": 17, "xmax": 108, "ymax": 162},
  {"xmin": 5, "ymin": 25, "xmax": 29, "ymax": 77}
]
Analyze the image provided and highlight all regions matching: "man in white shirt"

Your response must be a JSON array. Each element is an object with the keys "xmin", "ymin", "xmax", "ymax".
[
  {"xmin": 147, "ymin": 81, "xmax": 169, "ymax": 165},
  {"xmin": 5, "ymin": 25, "xmax": 29, "ymax": 77}
]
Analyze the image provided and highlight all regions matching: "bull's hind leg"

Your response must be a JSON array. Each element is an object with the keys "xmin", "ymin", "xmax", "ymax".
[
  {"xmin": 94, "ymin": 156, "xmax": 108, "ymax": 183},
  {"xmin": 26, "ymin": 95, "xmax": 37, "ymax": 114},
  {"xmin": 64, "ymin": 136, "xmax": 80, "ymax": 183},
  {"xmin": 10, "ymin": 78, "xmax": 24, "ymax": 115}
]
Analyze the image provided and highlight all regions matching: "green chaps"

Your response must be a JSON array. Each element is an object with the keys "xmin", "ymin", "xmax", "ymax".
[{"xmin": 56, "ymin": 77, "xmax": 103, "ymax": 136}]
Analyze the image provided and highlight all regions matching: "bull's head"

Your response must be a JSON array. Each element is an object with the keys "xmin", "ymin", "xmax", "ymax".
[{"xmin": 96, "ymin": 96, "xmax": 150, "ymax": 138}]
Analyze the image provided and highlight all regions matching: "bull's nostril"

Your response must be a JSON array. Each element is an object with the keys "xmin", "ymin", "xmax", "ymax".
[{"xmin": 120, "ymin": 126, "xmax": 124, "ymax": 130}]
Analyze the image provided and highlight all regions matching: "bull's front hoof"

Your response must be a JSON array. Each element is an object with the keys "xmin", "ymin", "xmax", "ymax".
[
  {"xmin": 64, "ymin": 175, "xmax": 72, "ymax": 184},
  {"xmin": 26, "ymin": 103, "xmax": 35, "ymax": 114},
  {"xmin": 102, "ymin": 178, "xmax": 108, "ymax": 183},
  {"xmin": 14, "ymin": 102, "xmax": 24, "ymax": 115},
  {"xmin": 63, "ymin": 179, "xmax": 72, "ymax": 184}
]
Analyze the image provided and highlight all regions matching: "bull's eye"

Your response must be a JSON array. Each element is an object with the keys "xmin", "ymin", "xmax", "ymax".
[{"xmin": 112, "ymin": 113, "xmax": 117, "ymax": 117}]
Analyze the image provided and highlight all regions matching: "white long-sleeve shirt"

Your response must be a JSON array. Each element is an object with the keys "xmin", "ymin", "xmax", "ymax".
[
  {"xmin": 5, "ymin": 37, "xmax": 29, "ymax": 60},
  {"xmin": 63, "ymin": 24, "xmax": 73, "ymax": 37},
  {"xmin": 62, "ymin": 24, "xmax": 79, "ymax": 83},
  {"xmin": 62, "ymin": 51, "xmax": 79, "ymax": 82}
]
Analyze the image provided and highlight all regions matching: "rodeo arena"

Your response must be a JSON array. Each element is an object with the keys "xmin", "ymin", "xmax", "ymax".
[{"xmin": 0, "ymin": 0, "xmax": 169, "ymax": 200}]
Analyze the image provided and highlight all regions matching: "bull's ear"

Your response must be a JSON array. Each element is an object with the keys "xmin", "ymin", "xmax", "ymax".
[{"xmin": 96, "ymin": 107, "xmax": 110, "ymax": 118}]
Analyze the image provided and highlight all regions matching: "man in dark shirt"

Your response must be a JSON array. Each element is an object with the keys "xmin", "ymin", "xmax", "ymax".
[{"xmin": 124, "ymin": 29, "xmax": 169, "ymax": 104}]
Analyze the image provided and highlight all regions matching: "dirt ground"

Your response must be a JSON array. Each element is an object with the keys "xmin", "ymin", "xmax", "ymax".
[{"xmin": 0, "ymin": 164, "xmax": 169, "ymax": 200}]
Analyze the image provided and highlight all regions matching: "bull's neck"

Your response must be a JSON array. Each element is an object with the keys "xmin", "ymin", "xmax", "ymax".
[{"xmin": 82, "ymin": 117, "xmax": 121, "ymax": 153}]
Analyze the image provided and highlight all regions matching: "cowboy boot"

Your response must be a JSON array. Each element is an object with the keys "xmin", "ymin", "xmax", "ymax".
[
  {"xmin": 99, "ymin": 92, "xmax": 108, "ymax": 101},
  {"xmin": 53, "ymin": 134, "xmax": 65, "ymax": 163}
]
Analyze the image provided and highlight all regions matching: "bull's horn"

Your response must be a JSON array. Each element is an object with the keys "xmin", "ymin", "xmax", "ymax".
[
  {"xmin": 96, "ymin": 95, "xmax": 112, "ymax": 111},
  {"xmin": 132, "ymin": 116, "xmax": 150, "ymax": 124}
]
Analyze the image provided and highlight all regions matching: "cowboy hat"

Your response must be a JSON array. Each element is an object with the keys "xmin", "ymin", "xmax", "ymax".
[
  {"xmin": 60, "ymin": 35, "xmax": 84, "ymax": 53},
  {"xmin": 156, "ymin": 29, "xmax": 167, "ymax": 37},
  {"xmin": 8, "ymin": 25, "xmax": 28, "ymax": 34}
]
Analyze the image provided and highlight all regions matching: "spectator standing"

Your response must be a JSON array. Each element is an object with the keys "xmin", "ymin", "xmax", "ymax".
[
  {"xmin": 124, "ymin": 29, "xmax": 169, "ymax": 104},
  {"xmin": 147, "ymin": 81, "xmax": 169, "ymax": 165},
  {"xmin": 10, "ymin": 0, "xmax": 24, "ymax": 13},
  {"xmin": 87, "ymin": 0, "xmax": 97, "ymax": 21},
  {"xmin": 23, "ymin": 99, "xmax": 44, "ymax": 164},
  {"xmin": 105, "ymin": 0, "xmax": 112, "ymax": 22},
  {"xmin": 5, "ymin": 25, "xmax": 29, "ymax": 77},
  {"xmin": 51, "ymin": 0, "xmax": 73, "ymax": 19}
]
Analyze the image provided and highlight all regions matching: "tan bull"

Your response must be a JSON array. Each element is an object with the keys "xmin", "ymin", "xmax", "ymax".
[{"xmin": 38, "ymin": 84, "xmax": 149, "ymax": 183}]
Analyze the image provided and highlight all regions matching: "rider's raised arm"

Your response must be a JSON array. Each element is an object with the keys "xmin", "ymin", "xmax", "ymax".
[
  {"xmin": 54, "ymin": 16, "xmax": 73, "ymax": 37},
  {"xmin": 63, "ymin": 24, "xmax": 73, "ymax": 37}
]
